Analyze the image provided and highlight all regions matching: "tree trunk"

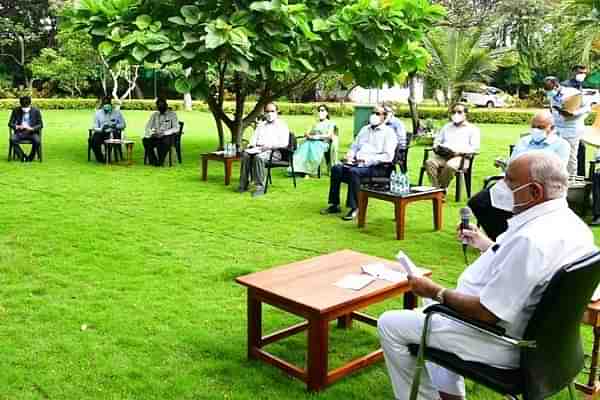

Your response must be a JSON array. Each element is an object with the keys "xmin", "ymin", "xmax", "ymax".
[
  {"xmin": 215, "ymin": 117, "xmax": 225, "ymax": 150},
  {"xmin": 183, "ymin": 93, "xmax": 192, "ymax": 111},
  {"xmin": 407, "ymin": 73, "xmax": 420, "ymax": 136}
]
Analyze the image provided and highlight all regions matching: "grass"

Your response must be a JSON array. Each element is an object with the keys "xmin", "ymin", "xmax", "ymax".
[{"xmin": 0, "ymin": 110, "xmax": 598, "ymax": 399}]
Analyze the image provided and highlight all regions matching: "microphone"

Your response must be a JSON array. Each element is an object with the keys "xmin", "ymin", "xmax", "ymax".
[{"xmin": 459, "ymin": 207, "xmax": 472, "ymax": 261}]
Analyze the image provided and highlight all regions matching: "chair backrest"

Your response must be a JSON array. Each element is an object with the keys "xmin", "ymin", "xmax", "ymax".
[
  {"xmin": 288, "ymin": 132, "xmax": 297, "ymax": 151},
  {"xmin": 521, "ymin": 250, "xmax": 600, "ymax": 400},
  {"xmin": 178, "ymin": 121, "xmax": 184, "ymax": 135}
]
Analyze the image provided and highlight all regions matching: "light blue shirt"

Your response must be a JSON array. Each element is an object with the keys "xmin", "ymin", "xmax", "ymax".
[
  {"xmin": 93, "ymin": 109, "xmax": 127, "ymax": 133},
  {"xmin": 548, "ymin": 87, "xmax": 591, "ymax": 139},
  {"xmin": 386, "ymin": 117, "xmax": 407, "ymax": 148},
  {"xmin": 510, "ymin": 134, "xmax": 571, "ymax": 166}
]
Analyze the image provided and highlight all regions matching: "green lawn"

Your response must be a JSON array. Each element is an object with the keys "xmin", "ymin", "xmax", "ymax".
[{"xmin": 0, "ymin": 110, "xmax": 597, "ymax": 399}]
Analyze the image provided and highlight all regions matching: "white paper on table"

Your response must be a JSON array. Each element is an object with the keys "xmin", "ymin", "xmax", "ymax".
[
  {"xmin": 212, "ymin": 150, "xmax": 225, "ymax": 155},
  {"xmin": 361, "ymin": 263, "xmax": 407, "ymax": 283},
  {"xmin": 334, "ymin": 274, "xmax": 376, "ymax": 290},
  {"xmin": 244, "ymin": 147, "xmax": 264, "ymax": 155}
]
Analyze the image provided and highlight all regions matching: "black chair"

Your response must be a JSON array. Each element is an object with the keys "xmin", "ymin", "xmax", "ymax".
[
  {"xmin": 88, "ymin": 129, "xmax": 123, "ymax": 162},
  {"xmin": 360, "ymin": 143, "xmax": 410, "ymax": 190},
  {"xmin": 264, "ymin": 133, "xmax": 297, "ymax": 194},
  {"xmin": 397, "ymin": 132, "xmax": 413, "ymax": 174},
  {"xmin": 417, "ymin": 147, "xmax": 477, "ymax": 201},
  {"xmin": 8, "ymin": 127, "xmax": 43, "ymax": 162},
  {"xmin": 144, "ymin": 121, "xmax": 185, "ymax": 167},
  {"xmin": 408, "ymin": 250, "xmax": 600, "ymax": 400}
]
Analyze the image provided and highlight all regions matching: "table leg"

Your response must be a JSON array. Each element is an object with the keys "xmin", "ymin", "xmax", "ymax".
[
  {"xmin": 127, "ymin": 144, "xmax": 133, "ymax": 165},
  {"xmin": 589, "ymin": 327, "xmax": 600, "ymax": 390},
  {"xmin": 106, "ymin": 144, "xmax": 110, "ymax": 165},
  {"xmin": 201, "ymin": 157, "xmax": 208, "ymax": 181},
  {"xmin": 403, "ymin": 291, "xmax": 418, "ymax": 310},
  {"xmin": 433, "ymin": 195, "xmax": 443, "ymax": 231},
  {"xmin": 307, "ymin": 317, "xmax": 329, "ymax": 391},
  {"xmin": 247, "ymin": 289, "xmax": 262, "ymax": 360},
  {"xmin": 394, "ymin": 200, "xmax": 406, "ymax": 240},
  {"xmin": 337, "ymin": 314, "xmax": 353, "ymax": 329},
  {"xmin": 224, "ymin": 159, "xmax": 232, "ymax": 186},
  {"xmin": 357, "ymin": 191, "xmax": 368, "ymax": 228}
]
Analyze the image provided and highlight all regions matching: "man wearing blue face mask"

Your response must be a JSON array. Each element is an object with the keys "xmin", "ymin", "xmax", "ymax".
[
  {"xmin": 90, "ymin": 96, "xmax": 127, "ymax": 163},
  {"xmin": 467, "ymin": 111, "xmax": 570, "ymax": 240},
  {"xmin": 378, "ymin": 152, "xmax": 595, "ymax": 400}
]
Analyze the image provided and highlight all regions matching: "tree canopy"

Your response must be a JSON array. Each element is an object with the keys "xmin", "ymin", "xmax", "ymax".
[{"xmin": 66, "ymin": 0, "xmax": 444, "ymax": 146}]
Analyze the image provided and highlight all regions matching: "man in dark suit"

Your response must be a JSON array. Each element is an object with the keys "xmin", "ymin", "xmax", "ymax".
[{"xmin": 8, "ymin": 96, "xmax": 43, "ymax": 162}]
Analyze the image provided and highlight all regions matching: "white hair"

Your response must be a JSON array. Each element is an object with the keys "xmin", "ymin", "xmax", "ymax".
[{"xmin": 513, "ymin": 151, "xmax": 568, "ymax": 199}]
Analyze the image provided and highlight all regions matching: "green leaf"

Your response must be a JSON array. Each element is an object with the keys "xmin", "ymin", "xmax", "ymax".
[
  {"xmin": 183, "ymin": 31, "xmax": 202, "ymax": 44},
  {"xmin": 205, "ymin": 26, "xmax": 227, "ymax": 49},
  {"xmin": 297, "ymin": 58, "xmax": 314, "ymax": 72},
  {"xmin": 146, "ymin": 42, "xmax": 171, "ymax": 51},
  {"xmin": 132, "ymin": 46, "xmax": 149, "ymax": 62},
  {"xmin": 168, "ymin": 16, "xmax": 187, "ymax": 26},
  {"xmin": 175, "ymin": 77, "xmax": 192, "ymax": 93},
  {"xmin": 270, "ymin": 57, "xmax": 289, "ymax": 72},
  {"xmin": 160, "ymin": 49, "xmax": 182, "ymax": 63},
  {"xmin": 120, "ymin": 32, "xmax": 140, "ymax": 48},
  {"xmin": 98, "ymin": 41, "xmax": 115, "ymax": 56},
  {"xmin": 181, "ymin": 5, "xmax": 202, "ymax": 25},
  {"xmin": 149, "ymin": 21, "xmax": 162, "ymax": 33},
  {"xmin": 181, "ymin": 49, "xmax": 196, "ymax": 60},
  {"xmin": 91, "ymin": 26, "xmax": 108, "ymax": 37},
  {"xmin": 250, "ymin": 1, "xmax": 277, "ymax": 12},
  {"xmin": 312, "ymin": 18, "xmax": 330, "ymax": 32},
  {"xmin": 135, "ymin": 15, "xmax": 152, "ymax": 30}
]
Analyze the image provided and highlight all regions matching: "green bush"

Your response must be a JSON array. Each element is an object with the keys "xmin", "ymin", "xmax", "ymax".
[{"xmin": 0, "ymin": 98, "xmax": 594, "ymax": 126}]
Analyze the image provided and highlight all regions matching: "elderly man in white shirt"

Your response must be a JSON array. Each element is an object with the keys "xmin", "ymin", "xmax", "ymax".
[
  {"xmin": 378, "ymin": 151, "xmax": 596, "ymax": 400},
  {"xmin": 321, "ymin": 105, "xmax": 398, "ymax": 220},
  {"xmin": 238, "ymin": 102, "xmax": 290, "ymax": 197},
  {"xmin": 425, "ymin": 104, "xmax": 480, "ymax": 190}
]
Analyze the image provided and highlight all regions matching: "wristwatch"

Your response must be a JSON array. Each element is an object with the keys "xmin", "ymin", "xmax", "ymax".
[{"xmin": 435, "ymin": 288, "xmax": 447, "ymax": 304}]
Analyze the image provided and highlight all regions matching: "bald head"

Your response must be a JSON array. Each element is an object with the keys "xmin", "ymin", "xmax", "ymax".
[
  {"xmin": 506, "ymin": 151, "xmax": 568, "ymax": 213},
  {"xmin": 531, "ymin": 110, "xmax": 553, "ymax": 129}
]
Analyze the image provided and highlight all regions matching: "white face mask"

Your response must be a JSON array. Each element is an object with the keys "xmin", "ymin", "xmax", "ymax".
[
  {"xmin": 490, "ymin": 179, "xmax": 534, "ymax": 212},
  {"xmin": 576, "ymin": 73, "xmax": 587, "ymax": 82},
  {"xmin": 530, "ymin": 128, "xmax": 547, "ymax": 143},
  {"xmin": 318, "ymin": 110, "xmax": 328, "ymax": 120},
  {"xmin": 22, "ymin": 107, "xmax": 31, "ymax": 113},
  {"xmin": 451, "ymin": 112, "xmax": 465, "ymax": 125},
  {"xmin": 265, "ymin": 111, "xmax": 277, "ymax": 122},
  {"xmin": 369, "ymin": 114, "xmax": 382, "ymax": 127}
]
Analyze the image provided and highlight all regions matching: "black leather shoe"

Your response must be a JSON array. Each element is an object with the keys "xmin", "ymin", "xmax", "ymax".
[
  {"xmin": 320, "ymin": 205, "xmax": 341, "ymax": 215},
  {"xmin": 341, "ymin": 208, "xmax": 358, "ymax": 221}
]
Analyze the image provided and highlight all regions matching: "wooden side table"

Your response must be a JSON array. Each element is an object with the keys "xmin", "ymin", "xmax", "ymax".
[
  {"xmin": 201, "ymin": 152, "xmax": 241, "ymax": 186},
  {"xmin": 104, "ymin": 139, "xmax": 134, "ymax": 165},
  {"xmin": 358, "ymin": 187, "xmax": 445, "ymax": 240},
  {"xmin": 577, "ymin": 300, "xmax": 600, "ymax": 398},
  {"xmin": 236, "ymin": 250, "xmax": 431, "ymax": 391}
]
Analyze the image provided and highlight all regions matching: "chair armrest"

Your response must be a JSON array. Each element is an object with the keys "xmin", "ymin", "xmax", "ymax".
[{"xmin": 423, "ymin": 303, "xmax": 536, "ymax": 348}]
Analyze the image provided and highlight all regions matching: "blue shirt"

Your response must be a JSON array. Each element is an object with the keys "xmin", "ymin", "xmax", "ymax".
[
  {"xmin": 386, "ymin": 117, "xmax": 407, "ymax": 148},
  {"xmin": 548, "ymin": 87, "xmax": 591, "ymax": 139},
  {"xmin": 93, "ymin": 109, "xmax": 127, "ymax": 133},
  {"xmin": 510, "ymin": 134, "xmax": 571, "ymax": 166}
]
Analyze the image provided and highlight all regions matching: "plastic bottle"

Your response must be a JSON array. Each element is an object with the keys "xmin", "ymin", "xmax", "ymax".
[{"xmin": 390, "ymin": 170, "xmax": 398, "ymax": 193}]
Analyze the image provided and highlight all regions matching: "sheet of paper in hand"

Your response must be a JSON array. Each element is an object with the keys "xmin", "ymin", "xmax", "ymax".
[
  {"xmin": 334, "ymin": 274, "xmax": 376, "ymax": 290},
  {"xmin": 395, "ymin": 251, "xmax": 419, "ymax": 278}
]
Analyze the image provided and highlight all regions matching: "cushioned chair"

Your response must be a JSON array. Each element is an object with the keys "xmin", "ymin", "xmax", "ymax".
[
  {"xmin": 144, "ymin": 121, "xmax": 185, "ymax": 167},
  {"xmin": 8, "ymin": 127, "xmax": 43, "ymax": 162},
  {"xmin": 408, "ymin": 250, "xmax": 600, "ymax": 400},
  {"xmin": 417, "ymin": 148, "xmax": 477, "ymax": 201},
  {"xmin": 88, "ymin": 129, "xmax": 123, "ymax": 162},
  {"xmin": 264, "ymin": 133, "xmax": 297, "ymax": 194}
]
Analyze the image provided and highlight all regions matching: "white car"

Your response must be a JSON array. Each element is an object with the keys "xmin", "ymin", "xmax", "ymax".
[
  {"xmin": 461, "ymin": 86, "xmax": 507, "ymax": 108},
  {"xmin": 583, "ymin": 89, "xmax": 600, "ymax": 106}
]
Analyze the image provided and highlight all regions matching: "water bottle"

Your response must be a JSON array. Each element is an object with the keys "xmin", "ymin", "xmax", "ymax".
[
  {"xmin": 390, "ymin": 170, "xmax": 397, "ymax": 193},
  {"xmin": 399, "ymin": 172, "xmax": 410, "ymax": 194}
]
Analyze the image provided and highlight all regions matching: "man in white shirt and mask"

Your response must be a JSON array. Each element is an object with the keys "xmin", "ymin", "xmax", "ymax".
[
  {"xmin": 238, "ymin": 102, "xmax": 289, "ymax": 197},
  {"xmin": 378, "ymin": 151, "xmax": 596, "ymax": 400},
  {"xmin": 321, "ymin": 105, "xmax": 397, "ymax": 220},
  {"xmin": 425, "ymin": 104, "xmax": 480, "ymax": 191}
]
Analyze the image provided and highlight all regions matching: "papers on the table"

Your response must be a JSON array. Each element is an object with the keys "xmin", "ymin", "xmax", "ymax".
[
  {"xmin": 212, "ymin": 150, "xmax": 225, "ymax": 155},
  {"xmin": 334, "ymin": 274, "xmax": 376, "ymax": 290},
  {"xmin": 410, "ymin": 186, "xmax": 435, "ymax": 192},
  {"xmin": 361, "ymin": 263, "xmax": 406, "ymax": 283},
  {"xmin": 244, "ymin": 147, "xmax": 263, "ymax": 155}
]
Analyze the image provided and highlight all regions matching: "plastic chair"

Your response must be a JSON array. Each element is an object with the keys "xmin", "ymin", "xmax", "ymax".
[
  {"xmin": 408, "ymin": 250, "xmax": 600, "ymax": 400},
  {"xmin": 417, "ymin": 147, "xmax": 477, "ymax": 201},
  {"xmin": 264, "ymin": 133, "xmax": 297, "ymax": 194},
  {"xmin": 144, "ymin": 121, "xmax": 185, "ymax": 167},
  {"xmin": 8, "ymin": 127, "xmax": 43, "ymax": 162}
]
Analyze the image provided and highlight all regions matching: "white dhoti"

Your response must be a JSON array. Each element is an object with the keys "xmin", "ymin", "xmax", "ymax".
[{"xmin": 377, "ymin": 309, "xmax": 518, "ymax": 400}]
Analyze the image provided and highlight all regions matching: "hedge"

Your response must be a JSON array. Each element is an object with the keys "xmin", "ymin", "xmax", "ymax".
[{"xmin": 0, "ymin": 98, "xmax": 595, "ymax": 125}]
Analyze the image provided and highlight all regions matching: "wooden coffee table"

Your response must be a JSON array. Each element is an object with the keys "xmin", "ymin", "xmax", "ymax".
[
  {"xmin": 358, "ymin": 186, "xmax": 445, "ymax": 240},
  {"xmin": 104, "ymin": 139, "xmax": 134, "ymax": 165},
  {"xmin": 235, "ymin": 249, "xmax": 431, "ymax": 391},
  {"xmin": 201, "ymin": 152, "xmax": 240, "ymax": 185}
]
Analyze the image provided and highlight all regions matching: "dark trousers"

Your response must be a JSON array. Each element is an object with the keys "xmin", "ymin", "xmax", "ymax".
[
  {"xmin": 467, "ymin": 187, "xmax": 513, "ymax": 241},
  {"xmin": 578, "ymin": 141, "xmax": 586, "ymax": 177},
  {"xmin": 328, "ymin": 164, "xmax": 388, "ymax": 209},
  {"xmin": 10, "ymin": 130, "xmax": 40, "ymax": 159},
  {"xmin": 91, "ymin": 130, "xmax": 111, "ymax": 163},
  {"xmin": 143, "ymin": 135, "xmax": 170, "ymax": 166},
  {"xmin": 592, "ymin": 172, "xmax": 600, "ymax": 218}
]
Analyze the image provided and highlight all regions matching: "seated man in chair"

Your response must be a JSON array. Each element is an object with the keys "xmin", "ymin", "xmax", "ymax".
[
  {"xmin": 238, "ymin": 102, "xmax": 289, "ymax": 197},
  {"xmin": 9, "ymin": 96, "xmax": 43, "ymax": 162},
  {"xmin": 378, "ymin": 151, "xmax": 595, "ymax": 400},
  {"xmin": 143, "ymin": 98, "xmax": 179, "ymax": 166},
  {"xmin": 91, "ymin": 96, "xmax": 126, "ymax": 163},
  {"xmin": 320, "ymin": 105, "xmax": 397, "ymax": 220},
  {"xmin": 468, "ymin": 111, "xmax": 569, "ymax": 240},
  {"xmin": 425, "ymin": 104, "xmax": 480, "ymax": 192}
]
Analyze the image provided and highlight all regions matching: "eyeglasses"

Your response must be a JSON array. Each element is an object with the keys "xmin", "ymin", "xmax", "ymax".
[
  {"xmin": 374, "ymin": 112, "xmax": 385, "ymax": 116},
  {"xmin": 452, "ymin": 111, "xmax": 464, "ymax": 114}
]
